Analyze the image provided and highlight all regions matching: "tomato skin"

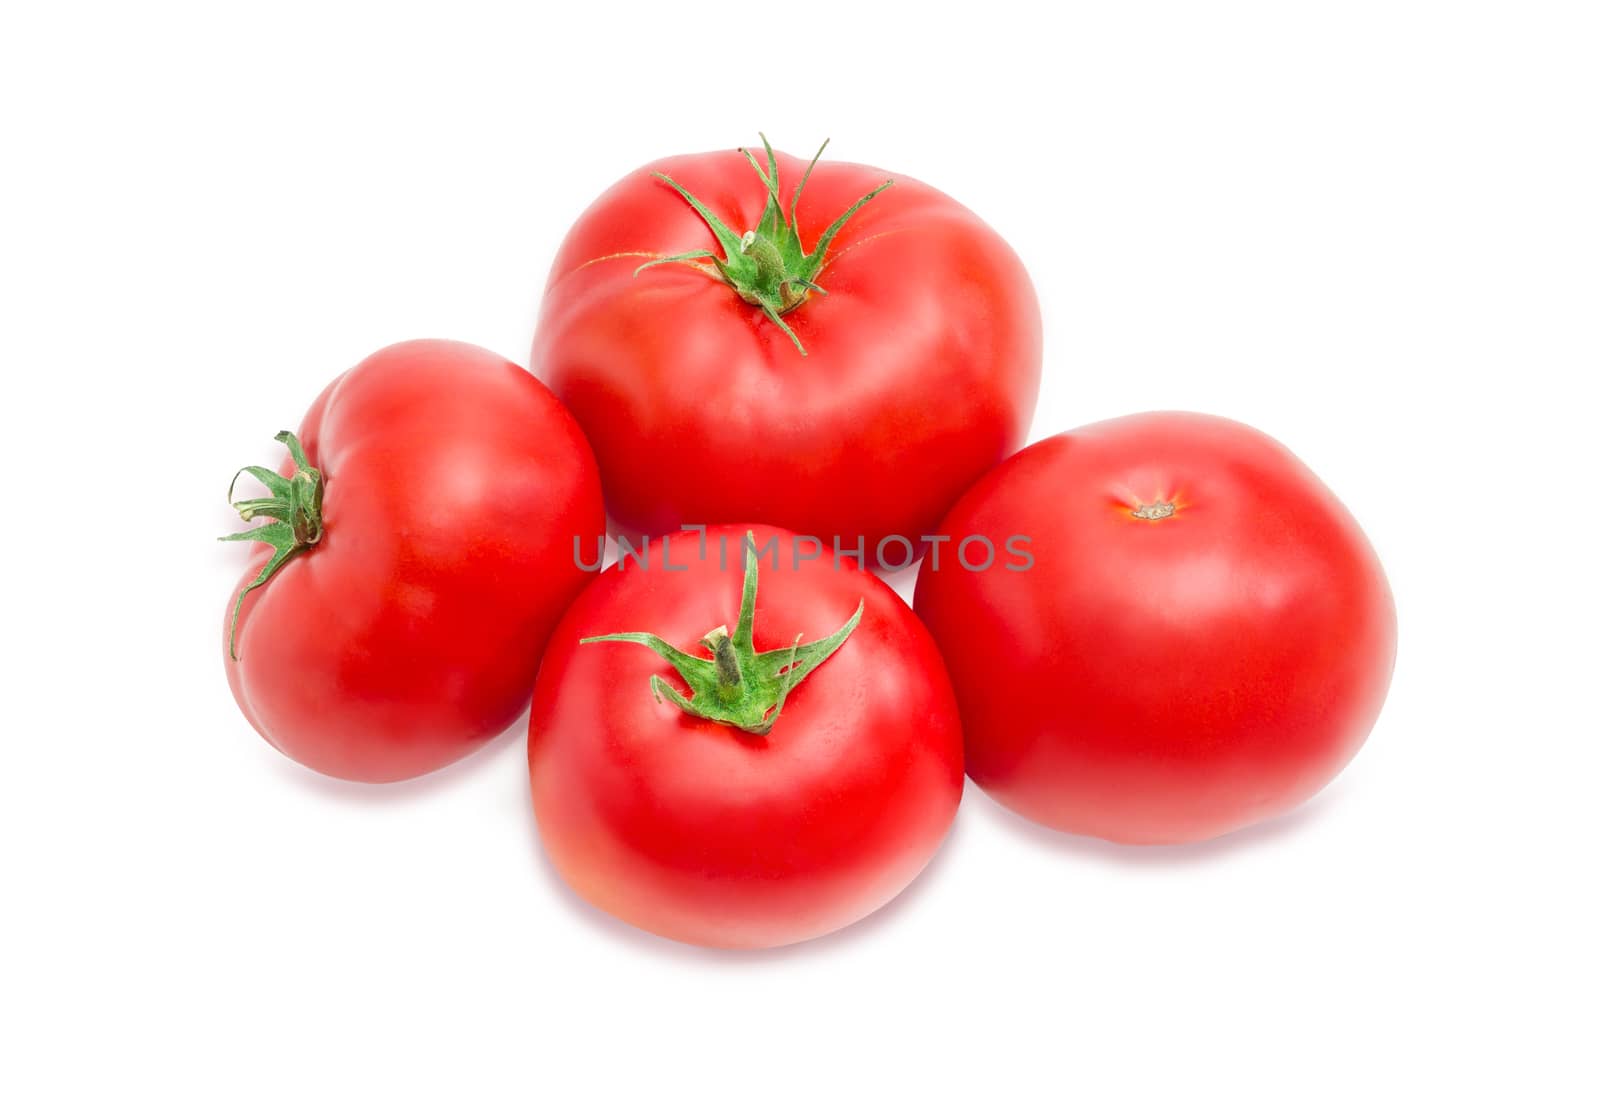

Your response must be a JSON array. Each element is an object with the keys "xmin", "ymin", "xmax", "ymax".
[
  {"xmin": 529, "ymin": 525, "xmax": 963, "ymax": 948},
  {"xmin": 223, "ymin": 340, "xmax": 606, "ymax": 783},
  {"xmin": 533, "ymin": 147, "xmax": 1041, "ymax": 549},
  {"xmin": 914, "ymin": 412, "xmax": 1396, "ymax": 845}
]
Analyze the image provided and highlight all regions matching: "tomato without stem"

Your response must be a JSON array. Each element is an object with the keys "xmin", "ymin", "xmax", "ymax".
[
  {"xmin": 529, "ymin": 526, "xmax": 963, "ymax": 948},
  {"xmin": 222, "ymin": 340, "xmax": 605, "ymax": 783},
  {"xmin": 915, "ymin": 412, "xmax": 1396, "ymax": 845},
  {"xmin": 533, "ymin": 136, "xmax": 1041, "ymax": 551}
]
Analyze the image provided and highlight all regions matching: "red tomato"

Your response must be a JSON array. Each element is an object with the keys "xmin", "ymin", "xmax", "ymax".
[
  {"xmin": 222, "ymin": 340, "xmax": 605, "ymax": 783},
  {"xmin": 529, "ymin": 525, "xmax": 963, "ymax": 948},
  {"xmin": 915, "ymin": 412, "xmax": 1396, "ymax": 845},
  {"xmin": 532, "ymin": 137, "xmax": 1041, "ymax": 551}
]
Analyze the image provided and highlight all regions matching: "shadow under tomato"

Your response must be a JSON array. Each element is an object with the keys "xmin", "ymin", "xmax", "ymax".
[{"xmin": 963, "ymin": 777, "xmax": 1348, "ymax": 866}]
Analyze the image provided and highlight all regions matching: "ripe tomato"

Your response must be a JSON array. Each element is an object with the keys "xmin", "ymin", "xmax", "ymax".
[
  {"xmin": 915, "ymin": 412, "xmax": 1396, "ymax": 845},
  {"xmin": 532, "ymin": 136, "xmax": 1041, "ymax": 551},
  {"xmin": 529, "ymin": 525, "xmax": 963, "ymax": 948},
  {"xmin": 222, "ymin": 340, "xmax": 605, "ymax": 783}
]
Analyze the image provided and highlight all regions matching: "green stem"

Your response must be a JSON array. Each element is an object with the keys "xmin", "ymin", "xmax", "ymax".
[
  {"xmin": 219, "ymin": 431, "xmax": 324, "ymax": 660},
  {"xmin": 580, "ymin": 532, "xmax": 863, "ymax": 735},
  {"xmin": 635, "ymin": 134, "xmax": 893, "ymax": 357}
]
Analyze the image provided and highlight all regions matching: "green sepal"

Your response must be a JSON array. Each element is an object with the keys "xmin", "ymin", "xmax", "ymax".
[
  {"xmin": 580, "ymin": 532, "xmax": 864, "ymax": 735},
  {"xmin": 634, "ymin": 133, "xmax": 893, "ymax": 356},
  {"xmin": 219, "ymin": 431, "xmax": 324, "ymax": 660}
]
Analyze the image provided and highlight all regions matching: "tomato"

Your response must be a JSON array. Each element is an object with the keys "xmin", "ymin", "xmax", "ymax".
[
  {"xmin": 529, "ymin": 525, "xmax": 963, "ymax": 948},
  {"xmin": 222, "ymin": 339, "xmax": 605, "ymax": 783},
  {"xmin": 915, "ymin": 412, "xmax": 1396, "ymax": 845},
  {"xmin": 532, "ymin": 136, "xmax": 1041, "ymax": 552}
]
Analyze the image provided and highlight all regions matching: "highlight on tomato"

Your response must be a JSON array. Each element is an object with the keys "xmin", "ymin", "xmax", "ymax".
[
  {"xmin": 532, "ymin": 134, "xmax": 1042, "ymax": 554},
  {"xmin": 529, "ymin": 526, "xmax": 963, "ymax": 949},
  {"xmin": 220, "ymin": 339, "xmax": 606, "ymax": 783},
  {"xmin": 915, "ymin": 412, "xmax": 1397, "ymax": 845}
]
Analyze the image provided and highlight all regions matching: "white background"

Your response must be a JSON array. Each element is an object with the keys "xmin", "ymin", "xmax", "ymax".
[{"xmin": 4, "ymin": 2, "xmax": 1596, "ymax": 1092}]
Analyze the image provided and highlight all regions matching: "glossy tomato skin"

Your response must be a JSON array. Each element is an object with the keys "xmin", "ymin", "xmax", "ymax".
[
  {"xmin": 529, "ymin": 525, "xmax": 963, "ymax": 949},
  {"xmin": 533, "ymin": 147, "xmax": 1041, "ymax": 550},
  {"xmin": 915, "ymin": 412, "xmax": 1396, "ymax": 845},
  {"xmin": 224, "ymin": 340, "xmax": 606, "ymax": 783}
]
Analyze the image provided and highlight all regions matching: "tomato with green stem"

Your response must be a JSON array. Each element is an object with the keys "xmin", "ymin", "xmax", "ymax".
[
  {"xmin": 529, "ymin": 526, "xmax": 963, "ymax": 949},
  {"xmin": 533, "ymin": 135, "xmax": 1041, "ymax": 552},
  {"xmin": 221, "ymin": 340, "xmax": 605, "ymax": 783}
]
